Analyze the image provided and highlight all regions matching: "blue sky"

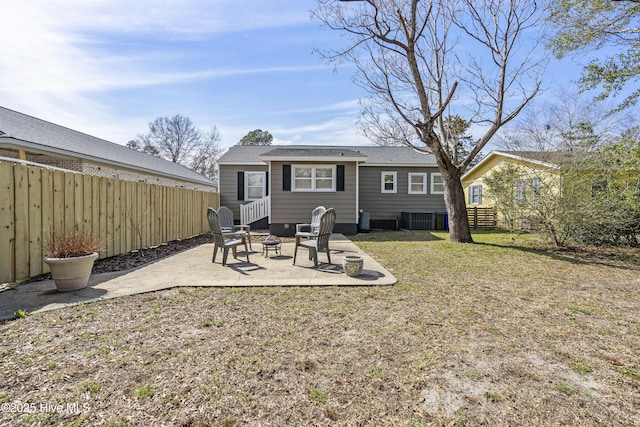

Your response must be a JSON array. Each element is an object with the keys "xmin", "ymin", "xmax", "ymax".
[{"xmin": 1, "ymin": 0, "xmax": 586, "ymax": 152}]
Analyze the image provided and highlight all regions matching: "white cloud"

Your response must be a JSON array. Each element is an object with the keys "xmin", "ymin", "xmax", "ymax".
[
  {"xmin": 0, "ymin": 1, "xmax": 321, "ymax": 95},
  {"xmin": 271, "ymin": 114, "xmax": 370, "ymax": 146},
  {"xmin": 6, "ymin": 0, "xmax": 312, "ymax": 37},
  {"xmin": 0, "ymin": 0, "xmax": 366, "ymax": 148}
]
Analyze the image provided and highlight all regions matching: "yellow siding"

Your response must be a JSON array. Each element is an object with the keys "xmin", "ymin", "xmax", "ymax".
[{"xmin": 462, "ymin": 153, "xmax": 556, "ymax": 209}]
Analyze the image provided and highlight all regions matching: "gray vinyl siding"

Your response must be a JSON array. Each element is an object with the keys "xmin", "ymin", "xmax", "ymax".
[
  {"xmin": 270, "ymin": 161, "xmax": 357, "ymax": 227},
  {"xmin": 358, "ymin": 166, "xmax": 447, "ymax": 221},
  {"xmin": 218, "ymin": 164, "xmax": 268, "ymax": 218}
]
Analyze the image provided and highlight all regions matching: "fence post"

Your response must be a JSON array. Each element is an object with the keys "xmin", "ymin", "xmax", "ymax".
[{"xmin": 473, "ymin": 207, "xmax": 478, "ymax": 230}]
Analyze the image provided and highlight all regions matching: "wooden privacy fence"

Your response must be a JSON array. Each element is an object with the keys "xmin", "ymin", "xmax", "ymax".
[
  {"xmin": 0, "ymin": 160, "xmax": 219, "ymax": 284},
  {"xmin": 467, "ymin": 207, "xmax": 497, "ymax": 229}
]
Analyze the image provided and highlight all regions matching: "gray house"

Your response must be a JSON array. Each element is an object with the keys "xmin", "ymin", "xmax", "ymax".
[
  {"xmin": 217, "ymin": 145, "xmax": 447, "ymax": 236},
  {"xmin": 0, "ymin": 106, "xmax": 217, "ymax": 191}
]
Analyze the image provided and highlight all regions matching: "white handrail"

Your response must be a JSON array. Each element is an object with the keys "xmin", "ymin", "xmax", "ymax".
[{"xmin": 240, "ymin": 195, "xmax": 270, "ymax": 225}]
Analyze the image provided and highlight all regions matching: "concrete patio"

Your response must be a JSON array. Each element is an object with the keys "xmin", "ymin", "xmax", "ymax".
[{"xmin": 0, "ymin": 234, "xmax": 396, "ymax": 321}]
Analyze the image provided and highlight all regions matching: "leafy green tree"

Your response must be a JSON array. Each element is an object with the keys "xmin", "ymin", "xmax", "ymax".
[
  {"xmin": 314, "ymin": 0, "xmax": 546, "ymax": 243},
  {"xmin": 238, "ymin": 129, "xmax": 273, "ymax": 145},
  {"xmin": 132, "ymin": 115, "xmax": 222, "ymax": 179},
  {"xmin": 549, "ymin": 0, "xmax": 640, "ymax": 112}
]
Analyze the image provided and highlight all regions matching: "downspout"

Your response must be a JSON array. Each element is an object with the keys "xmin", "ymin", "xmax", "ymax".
[
  {"xmin": 216, "ymin": 165, "xmax": 221, "ymax": 208},
  {"xmin": 268, "ymin": 161, "xmax": 272, "ymax": 224},
  {"xmin": 355, "ymin": 161, "xmax": 360, "ymax": 229}
]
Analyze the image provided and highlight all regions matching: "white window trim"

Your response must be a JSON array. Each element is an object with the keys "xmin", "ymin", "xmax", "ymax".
[
  {"xmin": 431, "ymin": 173, "xmax": 444, "ymax": 194},
  {"xmin": 244, "ymin": 171, "xmax": 266, "ymax": 201},
  {"xmin": 291, "ymin": 164, "xmax": 336, "ymax": 192},
  {"xmin": 381, "ymin": 171, "xmax": 397, "ymax": 193},
  {"xmin": 469, "ymin": 184, "xmax": 482, "ymax": 205},
  {"xmin": 408, "ymin": 172, "xmax": 427, "ymax": 194}
]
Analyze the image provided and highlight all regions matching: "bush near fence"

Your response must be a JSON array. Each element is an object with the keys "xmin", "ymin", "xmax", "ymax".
[{"xmin": 0, "ymin": 160, "xmax": 219, "ymax": 284}]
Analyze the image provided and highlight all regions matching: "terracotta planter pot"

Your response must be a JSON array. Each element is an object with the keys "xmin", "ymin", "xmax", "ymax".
[
  {"xmin": 44, "ymin": 252, "xmax": 99, "ymax": 292},
  {"xmin": 342, "ymin": 255, "xmax": 364, "ymax": 277}
]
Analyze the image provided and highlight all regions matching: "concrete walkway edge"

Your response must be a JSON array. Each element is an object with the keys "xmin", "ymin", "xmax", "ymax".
[{"xmin": 0, "ymin": 235, "xmax": 396, "ymax": 321}]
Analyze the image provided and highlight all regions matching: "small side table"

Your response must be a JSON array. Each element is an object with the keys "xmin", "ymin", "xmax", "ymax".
[{"xmin": 260, "ymin": 235, "xmax": 282, "ymax": 258}]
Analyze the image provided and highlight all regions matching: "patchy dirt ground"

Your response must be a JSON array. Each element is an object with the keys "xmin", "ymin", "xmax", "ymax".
[{"xmin": 1, "ymin": 231, "xmax": 639, "ymax": 426}]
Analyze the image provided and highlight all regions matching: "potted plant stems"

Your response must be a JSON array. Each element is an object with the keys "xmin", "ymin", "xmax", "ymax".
[{"xmin": 43, "ymin": 229, "xmax": 100, "ymax": 292}]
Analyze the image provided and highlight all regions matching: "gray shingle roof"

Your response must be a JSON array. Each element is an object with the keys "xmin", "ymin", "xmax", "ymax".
[
  {"xmin": 261, "ymin": 147, "xmax": 367, "ymax": 159},
  {"xmin": 218, "ymin": 144, "xmax": 437, "ymax": 166},
  {"xmin": 0, "ymin": 106, "xmax": 216, "ymax": 187}
]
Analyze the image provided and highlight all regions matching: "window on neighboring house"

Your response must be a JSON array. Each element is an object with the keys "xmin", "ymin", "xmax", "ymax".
[
  {"xmin": 468, "ymin": 184, "xmax": 482, "ymax": 204},
  {"xmin": 408, "ymin": 173, "xmax": 427, "ymax": 194},
  {"xmin": 381, "ymin": 172, "xmax": 397, "ymax": 193},
  {"xmin": 292, "ymin": 165, "xmax": 335, "ymax": 191},
  {"xmin": 431, "ymin": 173, "xmax": 444, "ymax": 194},
  {"xmin": 516, "ymin": 177, "xmax": 540, "ymax": 204},
  {"xmin": 245, "ymin": 171, "xmax": 266, "ymax": 201}
]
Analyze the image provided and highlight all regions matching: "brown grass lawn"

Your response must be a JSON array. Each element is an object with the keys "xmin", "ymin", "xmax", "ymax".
[{"xmin": 1, "ymin": 231, "xmax": 639, "ymax": 426}]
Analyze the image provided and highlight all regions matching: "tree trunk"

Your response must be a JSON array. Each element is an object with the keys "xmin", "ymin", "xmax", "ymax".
[{"xmin": 443, "ymin": 170, "xmax": 474, "ymax": 243}]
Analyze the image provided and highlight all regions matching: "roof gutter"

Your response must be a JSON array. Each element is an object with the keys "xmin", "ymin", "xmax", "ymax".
[{"xmin": 260, "ymin": 155, "xmax": 367, "ymax": 162}]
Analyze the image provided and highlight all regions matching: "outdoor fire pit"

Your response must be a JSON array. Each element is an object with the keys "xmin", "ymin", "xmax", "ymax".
[{"xmin": 260, "ymin": 235, "xmax": 282, "ymax": 258}]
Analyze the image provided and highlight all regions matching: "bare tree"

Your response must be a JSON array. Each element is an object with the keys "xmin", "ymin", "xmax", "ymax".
[
  {"xmin": 134, "ymin": 115, "xmax": 222, "ymax": 179},
  {"xmin": 314, "ymin": 0, "xmax": 546, "ymax": 242},
  {"xmin": 497, "ymin": 90, "xmax": 633, "ymax": 152},
  {"xmin": 190, "ymin": 127, "xmax": 224, "ymax": 179}
]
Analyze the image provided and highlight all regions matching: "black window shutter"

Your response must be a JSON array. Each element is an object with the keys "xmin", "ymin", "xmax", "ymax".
[
  {"xmin": 337, "ymin": 165, "xmax": 345, "ymax": 191},
  {"xmin": 282, "ymin": 165, "xmax": 291, "ymax": 191},
  {"xmin": 237, "ymin": 172, "xmax": 244, "ymax": 200},
  {"xmin": 265, "ymin": 171, "xmax": 269, "ymax": 196}
]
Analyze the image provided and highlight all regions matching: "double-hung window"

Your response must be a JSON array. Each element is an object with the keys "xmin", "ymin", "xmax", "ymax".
[
  {"xmin": 381, "ymin": 172, "xmax": 397, "ymax": 193},
  {"xmin": 244, "ymin": 171, "xmax": 266, "ymax": 201},
  {"xmin": 431, "ymin": 173, "xmax": 444, "ymax": 194},
  {"xmin": 408, "ymin": 173, "xmax": 427, "ymax": 194},
  {"xmin": 468, "ymin": 184, "xmax": 482, "ymax": 204},
  {"xmin": 292, "ymin": 165, "xmax": 336, "ymax": 191}
]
